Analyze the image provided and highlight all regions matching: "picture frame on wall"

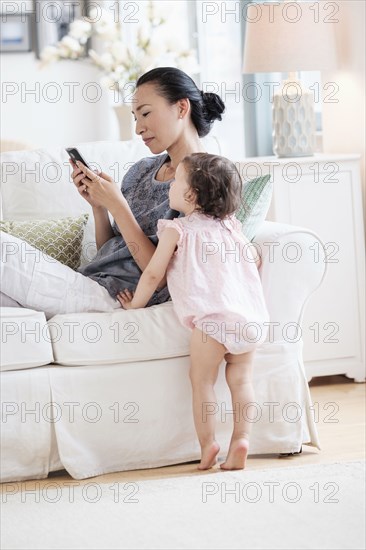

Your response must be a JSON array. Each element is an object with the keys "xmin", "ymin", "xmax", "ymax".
[
  {"xmin": 0, "ymin": 14, "xmax": 33, "ymax": 53},
  {"xmin": 34, "ymin": 0, "xmax": 88, "ymax": 59}
]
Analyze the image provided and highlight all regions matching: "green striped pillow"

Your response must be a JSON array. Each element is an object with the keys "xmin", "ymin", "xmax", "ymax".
[
  {"xmin": 0, "ymin": 214, "xmax": 89, "ymax": 270},
  {"xmin": 236, "ymin": 174, "xmax": 272, "ymax": 241}
]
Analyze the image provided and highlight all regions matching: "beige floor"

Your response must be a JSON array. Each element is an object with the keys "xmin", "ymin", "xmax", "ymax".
[
  {"xmin": 2, "ymin": 375, "xmax": 364, "ymax": 550},
  {"xmin": 25, "ymin": 374, "xmax": 361, "ymax": 489}
]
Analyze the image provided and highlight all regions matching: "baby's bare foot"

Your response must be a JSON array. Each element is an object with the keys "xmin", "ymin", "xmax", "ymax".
[
  {"xmin": 198, "ymin": 441, "xmax": 220, "ymax": 470},
  {"xmin": 220, "ymin": 438, "xmax": 249, "ymax": 470}
]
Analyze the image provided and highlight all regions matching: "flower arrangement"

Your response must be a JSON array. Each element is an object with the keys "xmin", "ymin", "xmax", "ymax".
[{"xmin": 39, "ymin": 1, "xmax": 200, "ymax": 99}]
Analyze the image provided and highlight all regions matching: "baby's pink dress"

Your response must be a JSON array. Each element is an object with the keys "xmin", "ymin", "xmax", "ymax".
[{"xmin": 157, "ymin": 212, "xmax": 270, "ymax": 354}]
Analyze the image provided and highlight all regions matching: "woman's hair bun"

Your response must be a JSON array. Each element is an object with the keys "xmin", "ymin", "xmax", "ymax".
[
  {"xmin": 201, "ymin": 91, "xmax": 225, "ymax": 123},
  {"xmin": 136, "ymin": 68, "xmax": 225, "ymax": 137}
]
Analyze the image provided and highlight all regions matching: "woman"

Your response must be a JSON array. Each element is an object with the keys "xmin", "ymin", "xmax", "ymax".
[{"xmin": 0, "ymin": 68, "xmax": 225, "ymax": 318}]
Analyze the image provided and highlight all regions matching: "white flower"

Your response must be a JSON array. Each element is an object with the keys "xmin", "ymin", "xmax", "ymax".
[
  {"xmin": 69, "ymin": 20, "xmax": 92, "ymax": 43},
  {"xmin": 59, "ymin": 35, "xmax": 84, "ymax": 56},
  {"xmin": 137, "ymin": 23, "xmax": 150, "ymax": 47},
  {"xmin": 93, "ymin": 10, "xmax": 119, "ymax": 41},
  {"xmin": 99, "ymin": 52, "xmax": 115, "ymax": 71},
  {"xmin": 88, "ymin": 8, "xmax": 114, "ymax": 26},
  {"xmin": 147, "ymin": 0, "xmax": 165, "ymax": 25},
  {"xmin": 40, "ymin": 45, "xmax": 60, "ymax": 64},
  {"xmin": 87, "ymin": 7, "xmax": 99, "ymax": 22},
  {"xmin": 88, "ymin": 49, "xmax": 101, "ymax": 63},
  {"xmin": 110, "ymin": 41, "xmax": 129, "ymax": 64},
  {"xmin": 38, "ymin": 4, "xmax": 200, "ymax": 92},
  {"xmin": 100, "ymin": 75, "xmax": 118, "ymax": 90},
  {"xmin": 95, "ymin": 24, "xmax": 117, "ymax": 40},
  {"xmin": 114, "ymin": 65, "xmax": 128, "ymax": 77}
]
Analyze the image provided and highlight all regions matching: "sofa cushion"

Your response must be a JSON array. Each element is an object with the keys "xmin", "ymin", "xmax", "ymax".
[
  {"xmin": 0, "ymin": 214, "xmax": 88, "ymax": 270},
  {"xmin": 236, "ymin": 174, "xmax": 272, "ymax": 241},
  {"xmin": 48, "ymin": 301, "xmax": 191, "ymax": 366},
  {"xmin": 0, "ymin": 140, "xmax": 151, "ymax": 266},
  {"xmin": 0, "ymin": 136, "xmax": 220, "ymax": 266},
  {"xmin": 0, "ymin": 308, "xmax": 54, "ymax": 371}
]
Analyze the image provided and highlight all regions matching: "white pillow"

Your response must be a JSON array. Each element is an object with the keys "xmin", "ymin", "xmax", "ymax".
[{"xmin": 0, "ymin": 136, "xmax": 221, "ymax": 265}]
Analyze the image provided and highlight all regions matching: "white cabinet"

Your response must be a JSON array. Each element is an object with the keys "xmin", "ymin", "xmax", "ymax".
[{"xmin": 238, "ymin": 154, "xmax": 365, "ymax": 382}]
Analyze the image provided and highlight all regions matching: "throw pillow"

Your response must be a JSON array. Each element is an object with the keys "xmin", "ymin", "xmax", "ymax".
[
  {"xmin": 0, "ymin": 214, "xmax": 89, "ymax": 270},
  {"xmin": 236, "ymin": 174, "xmax": 272, "ymax": 241}
]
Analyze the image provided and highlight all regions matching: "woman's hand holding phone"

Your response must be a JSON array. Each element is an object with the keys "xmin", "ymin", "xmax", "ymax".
[
  {"xmin": 71, "ymin": 159, "xmax": 126, "ymax": 215},
  {"xmin": 69, "ymin": 158, "xmax": 104, "ymax": 209}
]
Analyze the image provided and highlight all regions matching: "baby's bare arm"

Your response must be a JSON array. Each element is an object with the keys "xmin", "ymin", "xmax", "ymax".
[{"xmin": 120, "ymin": 228, "xmax": 180, "ymax": 309}]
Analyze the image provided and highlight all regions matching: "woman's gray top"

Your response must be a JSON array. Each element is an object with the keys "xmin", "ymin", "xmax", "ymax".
[{"xmin": 77, "ymin": 153, "xmax": 177, "ymax": 307}]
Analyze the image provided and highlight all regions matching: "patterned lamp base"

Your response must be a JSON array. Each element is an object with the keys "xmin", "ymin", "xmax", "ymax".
[{"xmin": 272, "ymin": 80, "xmax": 316, "ymax": 158}]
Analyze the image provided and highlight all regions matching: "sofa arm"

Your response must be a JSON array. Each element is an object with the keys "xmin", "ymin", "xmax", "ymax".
[{"xmin": 253, "ymin": 221, "xmax": 327, "ymax": 338}]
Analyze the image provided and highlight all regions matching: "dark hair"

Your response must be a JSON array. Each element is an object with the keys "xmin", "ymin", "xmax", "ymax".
[
  {"xmin": 136, "ymin": 67, "xmax": 225, "ymax": 137},
  {"xmin": 182, "ymin": 153, "xmax": 243, "ymax": 220}
]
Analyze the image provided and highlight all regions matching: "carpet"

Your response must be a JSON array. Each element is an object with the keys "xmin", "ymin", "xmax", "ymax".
[{"xmin": 1, "ymin": 460, "xmax": 365, "ymax": 550}]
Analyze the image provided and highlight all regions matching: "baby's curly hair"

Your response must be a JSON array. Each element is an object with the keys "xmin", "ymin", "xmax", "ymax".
[{"xmin": 181, "ymin": 153, "xmax": 243, "ymax": 220}]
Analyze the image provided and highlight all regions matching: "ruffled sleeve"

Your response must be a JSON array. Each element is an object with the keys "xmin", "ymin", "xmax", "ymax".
[
  {"xmin": 157, "ymin": 218, "xmax": 184, "ymax": 246},
  {"xmin": 224, "ymin": 214, "xmax": 243, "ymax": 234}
]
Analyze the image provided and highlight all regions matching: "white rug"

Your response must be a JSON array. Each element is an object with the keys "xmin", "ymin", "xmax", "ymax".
[{"xmin": 1, "ymin": 460, "xmax": 365, "ymax": 550}]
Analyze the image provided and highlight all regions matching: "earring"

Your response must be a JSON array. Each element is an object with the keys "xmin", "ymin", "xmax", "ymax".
[{"xmin": 179, "ymin": 114, "xmax": 183, "ymax": 118}]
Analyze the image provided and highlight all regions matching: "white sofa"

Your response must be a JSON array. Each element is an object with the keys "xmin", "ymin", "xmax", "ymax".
[{"xmin": 0, "ymin": 139, "xmax": 325, "ymax": 482}]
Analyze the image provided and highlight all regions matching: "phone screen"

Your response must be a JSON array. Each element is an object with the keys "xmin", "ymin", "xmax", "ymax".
[{"xmin": 66, "ymin": 147, "xmax": 90, "ymax": 169}]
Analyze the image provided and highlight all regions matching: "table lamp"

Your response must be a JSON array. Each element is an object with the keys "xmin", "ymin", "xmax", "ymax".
[{"xmin": 242, "ymin": 1, "xmax": 337, "ymax": 157}]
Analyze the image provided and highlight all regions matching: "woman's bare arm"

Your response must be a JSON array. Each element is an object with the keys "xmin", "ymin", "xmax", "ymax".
[
  {"xmin": 92, "ymin": 206, "xmax": 115, "ymax": 250},
  {"xmin": 111, "ymin": 203, "xmax": 159, "ymax": 272},
  {"xmin": 75, "ymin": 160, "xmax": 158, "ymax": 270}
]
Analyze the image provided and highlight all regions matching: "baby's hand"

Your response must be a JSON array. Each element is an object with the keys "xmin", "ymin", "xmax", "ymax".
[{"xmin": 116, "ymin": 288, "xmax": 135, "ymax": 309}]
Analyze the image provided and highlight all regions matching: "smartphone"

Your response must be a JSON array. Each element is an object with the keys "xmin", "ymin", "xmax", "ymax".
[{"xmin": 66, "ymin": 147, "xmax": 90, "ymax": 169}]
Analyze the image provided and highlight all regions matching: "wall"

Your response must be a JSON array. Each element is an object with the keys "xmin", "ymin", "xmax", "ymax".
[
  {"xmin": 0, "ymin": 0, "xmax": 122, "ymax": 148},
  {"xmin": 322, "ymin": 0, "xmax": 366, "ymax": 216},
  {"xmin": 0, "ymin": 52, "xmax": 120, "ymax": 149}
]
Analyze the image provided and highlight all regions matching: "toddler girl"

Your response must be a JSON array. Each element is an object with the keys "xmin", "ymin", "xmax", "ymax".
[{"xmin": 117, "ymin": 153, "xmax": 270, "ymax": 470}]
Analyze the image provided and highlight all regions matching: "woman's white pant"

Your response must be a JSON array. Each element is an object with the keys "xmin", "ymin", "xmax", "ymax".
[{"xmin": 0, "ymin": 232, "xmax": 120, "ymax": 319}]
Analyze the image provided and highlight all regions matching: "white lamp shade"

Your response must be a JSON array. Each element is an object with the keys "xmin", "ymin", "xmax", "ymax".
[{"xmin": 242, "ymin": 1, "xmax": 338, "ymax": 73}]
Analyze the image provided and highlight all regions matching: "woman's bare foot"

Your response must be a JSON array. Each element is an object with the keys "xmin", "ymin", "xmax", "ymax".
[
  {"xmin": 220, "ymin": 438, "xmax": 249, "ymax": 470},
  {"xmin": 198, "ymin": 441, "xmax": 220, "ymax": 470}
]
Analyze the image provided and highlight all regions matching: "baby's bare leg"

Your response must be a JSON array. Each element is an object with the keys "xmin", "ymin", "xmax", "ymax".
[
  {"xmin": 189, "ymin": 328, "xmax": 227, "ymax": 470},
  {"xmin": 220, "ymin": 350, "xmax": 256, "ymax": 470}
]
